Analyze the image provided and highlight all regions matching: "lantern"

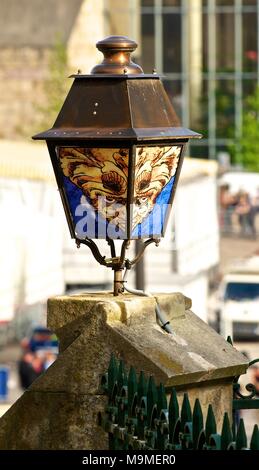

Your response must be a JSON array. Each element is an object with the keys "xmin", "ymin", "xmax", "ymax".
[{"xmin": 33, "ymin": 36, "xmax": 201, "ymax": 294}]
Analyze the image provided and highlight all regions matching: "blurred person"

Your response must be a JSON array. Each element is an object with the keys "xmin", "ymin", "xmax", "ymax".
[
  {"xmin": 250, "ymin": 187, "xmax": 259, "ymax": 236},
  {"xmin": 32, "ymin": 354, "xmax": 43, "ymax": 375},
  {"xmin": 235, "ymin": 192, "xmax": 255, "ymax": 236},
  {"xmin": 252, "ymin": 187, "xmax": 259, "ymax": 213},
  {"xmin": 19, "ymin": 326, "xmax": 58, "ymax": 381},
  {"xmin": 18, "ymin": 351, "xmax": 43, "ymax": 390},
  {"xmin": 219, "ymin": 184, "xmax": 237, "ymax": 232}
]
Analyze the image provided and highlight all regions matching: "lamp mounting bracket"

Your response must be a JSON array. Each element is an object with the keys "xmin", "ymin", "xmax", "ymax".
[{"xmin": 75, "ymin": 237, "xmax": 160, "ymax": 296}]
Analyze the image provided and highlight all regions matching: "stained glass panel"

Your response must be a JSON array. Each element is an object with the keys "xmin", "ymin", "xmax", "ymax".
[
  {"xmin": 57, "ymin": 147, "xmax": 129, "ymax": 239},
  {"xmin": 131, "ymin": 145, "xmax": 182, "ymax": 238}
]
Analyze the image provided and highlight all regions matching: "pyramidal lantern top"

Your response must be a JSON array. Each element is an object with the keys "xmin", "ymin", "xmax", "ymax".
[{"xmin": 33, "ymin": 36, "xmax": 201, "ymax": 295}]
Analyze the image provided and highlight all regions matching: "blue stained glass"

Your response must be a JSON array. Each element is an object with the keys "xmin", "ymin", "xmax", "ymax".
[
  {"xmin": 63, "ymin": 177, "xmax": 127, "ymax": 239},
  {"xmin": 131, "ymin": 177, "xmax": 175, "ymax": 238}
]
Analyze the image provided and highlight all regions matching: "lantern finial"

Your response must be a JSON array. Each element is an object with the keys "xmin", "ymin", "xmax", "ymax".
[{"xmin": 91, "ymin": 35, "xmax": 144, "ymax": 75}]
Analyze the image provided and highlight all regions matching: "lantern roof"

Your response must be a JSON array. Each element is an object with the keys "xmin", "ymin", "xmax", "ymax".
[{"xmin": 33, "ymin": 36, "xmax": 202, "ymax": 142}]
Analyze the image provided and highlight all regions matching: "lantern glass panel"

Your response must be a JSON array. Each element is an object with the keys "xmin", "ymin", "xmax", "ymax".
[
  {"xmin": 131, "ymin": 144, "xmax": 182, "ymax": 238},
  {"xmin": 56, "ymin": 146, "xmax": 130, "ymax": 239}
]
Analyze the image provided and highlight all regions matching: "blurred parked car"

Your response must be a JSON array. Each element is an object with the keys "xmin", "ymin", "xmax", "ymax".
[
  {"xmin": 218, "ymin": 257, "xmax": 259, "ymax": 340},
  {"xmin": 24, "ymin": 326, "xmax": 58, "ymax": 354},
  {"xmin": 18, "ymin": 326, "xmax": 58, "ymax": 390}
]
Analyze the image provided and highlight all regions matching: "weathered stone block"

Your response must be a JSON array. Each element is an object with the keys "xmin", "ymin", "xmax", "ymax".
[{"xmin": 0, "ymin": 292, "xmax": 247, "ymax": 449}]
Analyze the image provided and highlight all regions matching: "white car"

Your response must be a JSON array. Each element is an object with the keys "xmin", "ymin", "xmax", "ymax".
[{"xmin": 219, "ymin": 257, "xmax": 259, "ymax": 340}]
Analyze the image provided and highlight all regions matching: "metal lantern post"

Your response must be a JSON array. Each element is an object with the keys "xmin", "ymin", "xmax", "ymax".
[{"xmin": 33, "ymin": 36, "xmax": 201, "ymax": 296}]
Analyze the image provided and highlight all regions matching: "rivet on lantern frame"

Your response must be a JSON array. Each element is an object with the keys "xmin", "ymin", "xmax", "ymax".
[{"xmin": 33, "ymin": 36, "xmax": 202, "ymax": 296}]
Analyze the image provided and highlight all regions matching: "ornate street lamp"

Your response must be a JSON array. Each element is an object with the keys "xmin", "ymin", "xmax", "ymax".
[{"xmin": 33, "ymin": 36, "xmax": 201, "ymax": 295}]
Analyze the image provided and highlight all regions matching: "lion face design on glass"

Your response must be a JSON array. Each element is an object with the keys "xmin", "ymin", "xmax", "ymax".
[
  {"xmin": 59, "ymin": 147, "xmax": 129, "ymax": 230},
  {"xmin": 58, "ymin": 145, "xmax": 181, "ymax": 233},
  {"xmin": 133, "ymin": 145, "xmax": 181, "ymax": 228}
]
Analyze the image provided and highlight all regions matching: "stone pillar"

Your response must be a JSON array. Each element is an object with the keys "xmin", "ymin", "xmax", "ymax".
[{"xmin": 0, "ymin": 293, "xmax": 247, "ymax": 449}]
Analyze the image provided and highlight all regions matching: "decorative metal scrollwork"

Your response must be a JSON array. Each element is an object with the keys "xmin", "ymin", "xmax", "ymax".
[{"xmin": 233, "ymin": 358, "xmax": 259, "ymax": 401}]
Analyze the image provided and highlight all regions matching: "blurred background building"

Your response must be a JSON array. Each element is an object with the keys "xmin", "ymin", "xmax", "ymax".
[
  {"xmin": 140, "ymin": 0, "xmax": 259, "ymax": 160},
  {"xmin": 1, "ymin": 0, "xmax": 258, "ymax": 159},
  {"xmin": 0, "ymin": 0, "xmax": 259, "ymax": 418}
]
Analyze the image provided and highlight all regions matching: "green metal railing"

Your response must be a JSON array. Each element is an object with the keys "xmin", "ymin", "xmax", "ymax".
[
  {"xmin": 99, "ymin": 354, "xmax": 259, "ymax": 450},
  {"xmin": 227, "ymin": 336, "xmax": 259, "ymax": 434}
]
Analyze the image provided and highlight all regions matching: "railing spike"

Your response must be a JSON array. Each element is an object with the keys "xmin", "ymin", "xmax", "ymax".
[
  {"xmin": 193, "ymin": 398, "xmax": 204, "ymax": 449},
  {"xmin": 169, "ymin": 388, "xmax": 179, "ymax": 442},
  {"xmin": 117, "ymin": 359, "xmax": 126, "ymax": 391},
  {"xmin": 205, "ymin": 404, "xmax": 217, "ymax": 443},
  {"xmin": 232, "ymin": 411, "xmax": 237, "ymax": 441},
  {"xmin": 147, "ymin": 376, "xmax": 158, "ymax": 426},
  {"xmin": 128, "ymin": 366, "xmax": 137, "ymax": 417},
  {"xmin": 181, "ymin": 393, "xmax": 192, "ymax": 432},
  {"xmin": 157, "ymin": 383, "xmax": 167, "ymax": 414},
  {"xmin": 137, "ymin": 371, "xmax": 147, "ymax": 404},
  {"xmin": 102, "ymin": 355, "xmax": 259, "ymax": 450},
  {"xmin": 250, "ymin": 424, "xmax": 259, "ymax": 450},
  {"xmin": 108, "ymin": 353, "xmax": 118, "ymax": 399},
  {"xmin": 221, "ymin": 412, "xmax": 232, "ymax": 450},
  {"xmin": 236, "ymin": 418, "xmax": 247, "ymax": 450},
  {"xmin": 157, "ymin": 383, "xmax": 168, "ymax": 450}
]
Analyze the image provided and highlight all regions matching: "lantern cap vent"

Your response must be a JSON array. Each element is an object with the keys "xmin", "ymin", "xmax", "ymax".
[{"xmin": 91, "ymin": 35, "xmax": 143, "ymax": 75}]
